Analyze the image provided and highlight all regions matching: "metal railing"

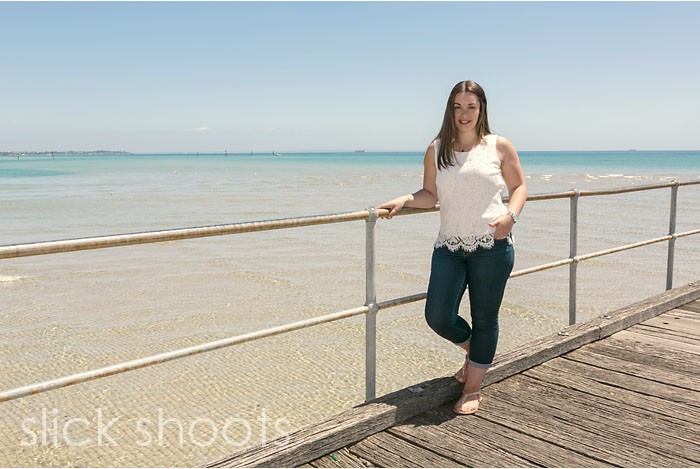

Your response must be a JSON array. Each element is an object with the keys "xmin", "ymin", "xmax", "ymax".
[{"xmin": 1, "ymin": 180, "xmax": 699, "ymax": 404}]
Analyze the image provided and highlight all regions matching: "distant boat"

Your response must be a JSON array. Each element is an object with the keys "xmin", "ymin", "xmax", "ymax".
[
  {"xmin": 273, "ymin": 151, "xmax": 282, "ymax": 157},
  {"xmin": 354, "ymin": 150, "xmax": 366, "ymax": 153}
]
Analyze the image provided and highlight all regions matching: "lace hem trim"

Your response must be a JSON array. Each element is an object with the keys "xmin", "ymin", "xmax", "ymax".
[{"xmin": 434, "ymin": 233, "xmax": 512, "ymax": 252}]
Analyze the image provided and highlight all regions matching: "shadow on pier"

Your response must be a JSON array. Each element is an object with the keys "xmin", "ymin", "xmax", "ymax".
[{"xmin": 207, "ymin": 280, "xmax": 700, "ymax": 468}]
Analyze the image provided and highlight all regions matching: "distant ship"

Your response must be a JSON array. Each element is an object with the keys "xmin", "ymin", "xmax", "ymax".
[
  {"xmin": 273, "ymin": 151, "xmax": 282, "ymax": 156},
  {"xmin": 354, "ymin": 150, "xmax": 366, "ymax": 153}
]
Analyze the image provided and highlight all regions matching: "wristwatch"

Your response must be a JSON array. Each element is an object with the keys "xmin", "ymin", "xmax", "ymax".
[{"xmin": 506, "ymin": 211, "xmax": 518, "ymax": 224}]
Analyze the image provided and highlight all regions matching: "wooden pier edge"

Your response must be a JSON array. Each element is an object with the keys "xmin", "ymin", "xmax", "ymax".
[{"xmin": 204, "ymin": 280, "xmax": 700, "ymax": 468}]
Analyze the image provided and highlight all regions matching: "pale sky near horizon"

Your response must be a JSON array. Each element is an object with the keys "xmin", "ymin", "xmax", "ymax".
[{"xmin": 2, "ymin": 1, "xmax": 699, "ymax": 153}]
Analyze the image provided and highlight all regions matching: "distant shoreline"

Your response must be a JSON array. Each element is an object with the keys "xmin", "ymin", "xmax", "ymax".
[{"xmin": 0, "ymin": 151, "xmax": 133, "ymax": 157}]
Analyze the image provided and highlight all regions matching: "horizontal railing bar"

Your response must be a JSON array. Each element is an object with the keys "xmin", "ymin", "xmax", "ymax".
[
  {"xmin": 578, "ymin": 181, "xmax": 677, "ymax": 197},
  {"xmin": 377, "ymin": 293, "xmax": 427, "ymax": 309},
  {"xmin": 3, "ymin": 225, "xmax": 699, "ymax": 403},
  {"xmin": 2, "ymin": 181, "xmax": 698, "ymax": 261},
  {"xmin": 576, "ymin": 228, "xmax": 700, "ymax": 262},
  {"xmin": 0, "ymin": 211, "xmax": 370, "ymax": 260},
  {"xmin": 510, "ymin": 258, "xmax": 574, "ymax": 277},
  {"xmin": 677, "ymin": 228, "xmax": 700, "ymax": 238},
  {"xmin": 2, "ymin": 180, "xmax": 699, "ymax": 403},
  {"xmin": 577, "ymin": 236, "xmax": 672, "ymax": 261},
  {"xmin": 525, "ymin": 191, "xmax": 578, "ymax": 202},
  {"xmin": 578, "ymin": 180, "xmax": 700, "ymax": 197},
  {"xmin": 0, "ymin": 305, "xmax": 369, "ymax": 403},
  {"xmin": 376, "ymin": 206, "xmax": 439, "ymax": 218}
]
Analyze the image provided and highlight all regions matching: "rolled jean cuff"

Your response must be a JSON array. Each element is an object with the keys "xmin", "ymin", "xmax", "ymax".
[{"xmin": 468, "ymin": 359, "xmax": 491, "ymax": 370}]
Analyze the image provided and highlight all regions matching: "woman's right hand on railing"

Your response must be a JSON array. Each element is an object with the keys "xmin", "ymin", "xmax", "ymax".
[{"xmin": 378, "ymin": 195, "xmax": 410, "ymax": 220}]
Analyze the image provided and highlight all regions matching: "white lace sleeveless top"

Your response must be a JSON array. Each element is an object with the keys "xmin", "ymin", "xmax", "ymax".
[{"xmin": 433, "ymin": 134, "xmax": 511, "ymax": 252}]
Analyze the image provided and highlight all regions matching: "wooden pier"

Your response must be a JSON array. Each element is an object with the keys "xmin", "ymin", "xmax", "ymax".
[{"xmin": 207, "ymin": 281, "xmax": 700, "ymax": 468}]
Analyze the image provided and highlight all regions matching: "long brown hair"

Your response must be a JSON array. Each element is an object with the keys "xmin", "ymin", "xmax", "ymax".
[{"xmin": 435, "ymin": 80, "xmax": 491, "ymax": 170}]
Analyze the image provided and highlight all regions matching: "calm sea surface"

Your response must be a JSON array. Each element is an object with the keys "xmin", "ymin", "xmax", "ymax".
[{"xmin": 1, "ymin": 150, "xmax": 699, "ymax": 466}]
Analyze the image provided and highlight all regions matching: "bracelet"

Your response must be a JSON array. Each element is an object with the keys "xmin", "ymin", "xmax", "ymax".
[{"xmin": 506, "ymin": 211, "xmax": 518, "ymax": 224}]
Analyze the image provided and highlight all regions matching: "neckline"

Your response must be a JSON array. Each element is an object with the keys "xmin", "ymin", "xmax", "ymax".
[{"xmin": 453, "ymin": 137, "xmax": 485, "ymax": 154}]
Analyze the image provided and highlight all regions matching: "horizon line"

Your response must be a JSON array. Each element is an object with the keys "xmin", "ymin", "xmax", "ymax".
[{"xmin": 3, "ymin": 148, "xmax": 700, "ymax": 155}]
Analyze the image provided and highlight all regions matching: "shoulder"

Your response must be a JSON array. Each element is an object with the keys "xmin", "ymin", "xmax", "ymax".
[
  {"xmin": 424, "ymin": 140, "xmax": 437, "ymax": 165},
  {"xmin": 427, "ymin": 139, "xmax": 439, "ymax": 158},
  {"xmin": 494, "ymin": 135, "xmax": 517, "ymax": 162},
  {"xmin": 494, "ymin": 134, "xmax": 513, "ymax": 150}
]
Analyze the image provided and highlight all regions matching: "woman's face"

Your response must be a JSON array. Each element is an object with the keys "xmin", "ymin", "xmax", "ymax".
[{"xmin": 453, "ymin": 92, "xmax": 480, "ymax": 132}]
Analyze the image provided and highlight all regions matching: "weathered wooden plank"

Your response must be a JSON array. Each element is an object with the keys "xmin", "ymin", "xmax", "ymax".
[
  {"xmin": 565, "ymin": 348, "xmax": 700, "ymax": 392},
  {"xmin": 625, "ymin": 326, "xmax": 700, "ymax": 353},
  {"xmin": 613, "ymin": 329, "xmax": 700, "ymax": 357},
  {"xmin": 602, "ymin": 334, "xmax": 700, "ymax": 370},
  {"xmin": 308, "ymin": 448, "xmax": 373, "ymax": 468},
  {"xmin": 550, "ymin": 354, "xmax": 700, "ymax": 409},
  {"xmin": 485, "ymin": 375, "xmax": 698, "ymax": 466},
  {"xmin": 478, "ymin": 390, "xmax": 677, "ymax": 467},
  {"xmin": 644, "ymin": 314, "xmax": 700, "ymax": 337},
  {"xmin": 507, "ymin": 374, "xmax": 700, "ymax": 463},
  {"xmin": 678, "ymin": 299, "xmax": 700, "ymax": 313},
  {"xmin": 629, "ymin": 323, "xmax": 700, "ymax": 348},
  {"xmin": 596, "ymin": 282, "xmax": 700, "ymax": 340},
  {"xmin": 583, "ymin": 339, "xmax": 700, "ymax": 376},
  {"xmin": 203, "ymin": 375, "xmax": 463, "ymax": 468},
  {"xmin": 524, "ymin": 360, "xmax": 700, "ymax": 430},
  {"xmin": 669, "ymin": 308, "xmax": 700, "ymax": 320},
  {"xmin": 644, "ymin": 309, "xmax": 700, "ymax": 326},
  {"xmin": 385, "ymin": 411, "xmax": 536, "ymax": 467},
  {"xmin": 348, "ymin": 431, "xmax": 461, "ymax": 467},
  {"xmin": 204, "ymin": 281, "xmax": 700, "ymax": 468},
  {"xmin": 400, "ymin": 405, "xmax": 608, "ymax": 467},
  {"xmin": 486, "ymin": 279, "xmax": 700, "ymax": 389}
]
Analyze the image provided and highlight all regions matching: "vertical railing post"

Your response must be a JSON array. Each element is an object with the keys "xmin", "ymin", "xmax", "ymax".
[
  {"xmin": 364, "ymin": 207, "xmax": 378, "ymax": 402},
  {"xmin": 569, "ymin": 190, "xmax": 580, "ymax": 325},
  {"xmin": 666, "ymin": 181, "xmax": 679, "ymax": 290}
]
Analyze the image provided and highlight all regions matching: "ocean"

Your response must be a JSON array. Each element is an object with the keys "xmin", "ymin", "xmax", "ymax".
[{"xmin": 1, "ymin": 150, "xmax": 699, "ymax": 466}]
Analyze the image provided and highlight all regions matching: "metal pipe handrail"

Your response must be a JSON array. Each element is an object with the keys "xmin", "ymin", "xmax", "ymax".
[
  {"xmin": 575, "ymin": 228, "xmax": 700, "ymax": 262},
  {"xmin": 0, "ymin": 211, "xmax": 371, "ymax": 260},
  {"xmin": 2, "ymin": 180, "xmax": 698, "ymax": 260},
  {"xmin": 578, "ymin": 179, "xmax": 699, "ymax": 197},
  {"xmin": 1, "ymin": 179, "xmax": 698, "ymax": 403},
  {"xmin": 0, "ymin": 305, "xmax": 369, "ymax": 403}
]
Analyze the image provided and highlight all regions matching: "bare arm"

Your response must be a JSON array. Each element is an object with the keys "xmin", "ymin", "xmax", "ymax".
[
  {"xmin": 489, "ymin": 136, "xmax": 527, "ymax": 238},
  {"xmin": 378, "ymin": 143, "xmax": 439, "ymax": 219}
]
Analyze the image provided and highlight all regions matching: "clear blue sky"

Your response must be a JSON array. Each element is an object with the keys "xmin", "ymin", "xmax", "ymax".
[{"xmin": 2, "ymin": 1, "xmax": 699, "ymax": 152}]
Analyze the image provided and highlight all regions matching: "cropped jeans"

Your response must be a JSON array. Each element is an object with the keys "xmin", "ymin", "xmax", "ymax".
[{"xmin": 424, "ymin": 237, "xmax": 514, "ymax": 368}]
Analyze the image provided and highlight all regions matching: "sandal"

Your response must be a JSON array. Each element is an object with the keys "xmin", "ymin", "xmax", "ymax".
[
  {"xmin": 453, "ymin": 390, "xmax": 482, "ymax": 415},
  {"xmin": 454, "ymin": 353, "xmax": 469, "ymax": 384}
]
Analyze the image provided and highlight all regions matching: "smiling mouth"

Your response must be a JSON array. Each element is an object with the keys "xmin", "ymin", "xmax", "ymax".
[{"xmin": 459, "ymin": 120, "xmax": 471, "ymax": 125}]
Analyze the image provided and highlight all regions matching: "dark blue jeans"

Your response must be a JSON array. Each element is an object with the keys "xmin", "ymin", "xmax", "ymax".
[{"xmin": 424, "ymin": 238, "xmax": 514, "ymax": 368}]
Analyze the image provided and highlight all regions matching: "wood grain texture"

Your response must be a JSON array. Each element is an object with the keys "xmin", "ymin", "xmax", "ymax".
[
  {"xmin": 395, "ymin": 405, "xmax": 607, "ymax": 467},
  {"xmin": 204, "ymin": 281, "xmax": 700, "ymax": 468}
]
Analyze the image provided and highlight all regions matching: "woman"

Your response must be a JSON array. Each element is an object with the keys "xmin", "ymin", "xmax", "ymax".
[{"xmin": 379, "ymin": 80, "xmax": 527, "ymax": 415}]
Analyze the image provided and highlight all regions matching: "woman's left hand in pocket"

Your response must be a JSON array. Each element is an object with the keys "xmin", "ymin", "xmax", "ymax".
[{"xmin": 488, "ymin": 214, "xmax": 514, "ymax": 240}]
